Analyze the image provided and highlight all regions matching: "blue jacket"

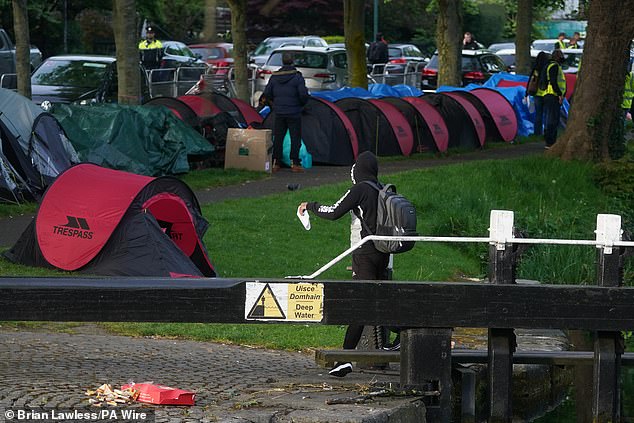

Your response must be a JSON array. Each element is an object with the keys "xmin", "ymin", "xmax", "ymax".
[{"xmin": 262, "ymin": 66, "xmax": 309, "ymax": 117}]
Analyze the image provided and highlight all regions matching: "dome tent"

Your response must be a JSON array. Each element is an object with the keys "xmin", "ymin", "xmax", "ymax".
[
  {"xmin": 5, "ymin": 163, "xmax": 216, "ymax": 277},
  {"xmin": 420, "ymin": 94, "xmax": 480, "ymax": 149},
  {"xmin": 201, "ymin": 92, "xmax": 263, "ymax": 127},
  {"xmin": 263, "ymin": 97, "xmax": 359, "ymax": 165},
  {"xmin": 440, "ymin": 91, "xmax": 486, "ymax": 147},
  {"xmin": 335, "ymin": 97, "xmax": 414, "ymax": 157},
  {"xmin": 378, "ymin": 96, "xmax": 448, "ymax": 153}
]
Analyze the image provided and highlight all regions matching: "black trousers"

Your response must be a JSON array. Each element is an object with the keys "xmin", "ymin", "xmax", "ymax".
[
  {"xmin": 272, "ymin": 115, "xmax": 301, "ymax": 164},
  {"xmin": 342, "ymin": 251, "xmax": 390, "ymax": 350},
  {"xmin": 543, "ymin": 94, "xmax": 560, "ymax": 147}
]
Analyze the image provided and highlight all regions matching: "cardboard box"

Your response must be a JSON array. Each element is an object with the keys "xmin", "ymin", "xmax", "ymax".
[
  {"xmin": 121, "ymin": 382, "xmax": 195, "ymax": 405},
  {"xmin": 224, "ymin": 128, "xmax": 273, "ymax": 173}
]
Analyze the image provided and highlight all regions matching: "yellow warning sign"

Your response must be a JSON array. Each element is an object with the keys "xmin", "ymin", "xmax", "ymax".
[
  {"xmin": 245, "ymin": 282, "xmax": 323, "ymax": 322},
  {"xmin": 287, "ymin": 283, "xmax": 323, "ymax": 321},
  {"xmin": 247, "ymin": 283, "xmax": 286, "ymax": 319}
]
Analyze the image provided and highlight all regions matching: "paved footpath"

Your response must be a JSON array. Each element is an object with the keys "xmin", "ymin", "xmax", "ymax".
[
  {"xmin": 0, "ymin": 143, "xmax": 544, "ymax": 422},
  {"xmin": 0, "ymin": 326, "xmax": 419, "ymax": 422}
]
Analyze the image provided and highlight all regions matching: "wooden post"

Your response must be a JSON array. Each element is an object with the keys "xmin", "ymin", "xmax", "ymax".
[
  {"xmin": 592, "ymin": 214, "xmax": 623, "ymax": 422},
  {"xmin": 400, "ymin": 327, "xmax": 453, "ymax": 422},
  {"xmin": 487, "ymin": 210, "xmax": 516, "ymax": 423}
]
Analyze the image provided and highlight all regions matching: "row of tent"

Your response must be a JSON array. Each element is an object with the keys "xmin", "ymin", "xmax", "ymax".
[
  {"xmin": 151, "ymin": 86, "xmax": 520, "ymax": 167},
  {"xmin": 0, "ymin": 75, "xmax": 535, "ymax": 279},
  {"xmin": 0, "ymin": 74, "xmax": 538, "ymax": 204}
]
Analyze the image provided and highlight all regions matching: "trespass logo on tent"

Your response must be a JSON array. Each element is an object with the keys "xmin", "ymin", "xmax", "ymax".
[{"xmin": 52, "ymin": 215, "xmax": 94, "ymax": 239}]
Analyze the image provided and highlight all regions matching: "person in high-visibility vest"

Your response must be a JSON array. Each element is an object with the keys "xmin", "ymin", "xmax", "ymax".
[
  {"xmin": 138, "ymin": 26, "xmax": 163, "ymax": 70},
  {"xmin": 528, "ymin": 51, "xmax": 551, "ymax": 136},
  {"xmin": 536, "ymin": 49, "xmax": 566, "ymax": 149},
  {"xmin": 554, "ymin": 32, "xmax": 566, "ymax": 50},
  {"xmin": 622, "ymin": 65, "xmax": 634, "ymax": 123}
]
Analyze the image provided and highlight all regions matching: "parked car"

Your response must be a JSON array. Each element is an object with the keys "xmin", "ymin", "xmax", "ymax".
[
  {"xmin": 0, "ymin": 27, "xmax": 42, "ymax": 76},
  {"xmin": 188, "ymin": 42, "xmax": 233, "ymax": 72},
  {"xmin": 487, "ymin": 42, "xmax": 515, "ymax": 53},
  {"xmin": 495, "ymin": 48, "xmax": 542, "ymax": 73},
  {"xmin": 160, "ymin": 41, "xmax": 205, "ymax": 69},
  {"xmin": 421, "ymin": 49, "xmax": 508, "ymax": 90},
  {"xmin": 30, "ymin": 55, "xmax": 151, "ymax": 106},
  {"xmin": 560, "ymin": 48, "xmax": 583, "ymax": 74},
  {"xmin": 249, "ymin": 36, "xmax": 328, "ymax": 67},
  {"xmin": 255, "ymin": 45, "xmax": 347, "ymax": 94},
  {"xmin": 531, "ymin": 38, "xmax": 584, "ymax": 53},
  {"xmin": 382, "ymin": 43, "xmax": 427, "ymax": 85}
]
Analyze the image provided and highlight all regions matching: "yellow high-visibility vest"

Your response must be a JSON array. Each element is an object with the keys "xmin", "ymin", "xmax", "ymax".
[
  {"xmin": 138, "ymin": 39, "xmax": 163, "ymax": 50},
  {"xmin": 536, "ymin": 62, "xmax": 566, "ymax": 97},
  {"xmin": 622, "ymin": 71, "xmax": 634, "ymax": 109}
]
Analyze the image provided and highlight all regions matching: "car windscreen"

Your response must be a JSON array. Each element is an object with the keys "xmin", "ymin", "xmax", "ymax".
[
  {"xmin": 254, "ymin": 39, "xmax": 299, "ymax": 56},
  {"xmin": 191, "ymin": 47, "xmax": 230, "ymax": 59},
  {"xmin": 31, "ymin": 59, "xmax": 110, "ymax": 88},
  {"xmin": 267, "ymin": 51, "xmax": 327, "ymax": 68}
]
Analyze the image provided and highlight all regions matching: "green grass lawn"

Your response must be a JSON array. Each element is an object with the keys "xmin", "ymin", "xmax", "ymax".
[{"xmin": 1, "ymin": 151, "xmax": 632, "ymax": 351}]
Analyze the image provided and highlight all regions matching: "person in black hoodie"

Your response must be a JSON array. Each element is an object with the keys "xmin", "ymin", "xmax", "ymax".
[
  {"xmin": 298, "ymin": 151, "xmax": 390, "ymax": 377},
  {"xmin": 262, "ymin": 52, "xmax": 309, "ymax": 173}
]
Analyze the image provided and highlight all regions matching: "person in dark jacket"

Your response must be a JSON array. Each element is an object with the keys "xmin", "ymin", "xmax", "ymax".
[
  {"xmin": 298, "ymin": 151, "xmax": 390, "ymax": 377},
  {"xmin": 262, "ymin": 52, "xmax": 309, "ymax": 173},
  {"xmin": 367, "ymin": 33, "xmax": 389, "ymax": 73}
]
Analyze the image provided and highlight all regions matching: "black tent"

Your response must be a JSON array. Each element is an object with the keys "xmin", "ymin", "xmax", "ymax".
[
  {"xmin": 263, "ymin": 97, "xmax": 359, "ymax": 165},
  {"xmin": 5, "ymin": 163, "xmax": 216, "ymax": 277},
  {"xmin": 201, "ymin": 92, "xmax": 263, "ymax": 127},
  {"xmin": 0, "ymin": 88, "xmax": 79, "ymax": 202},
  {"xmin": 377, "ymin": 97, "xmax": 441, "ymax": 153},
  {"xmin": 469, "ymin": 88, "xmax": 518, "ymax": 143},
  {"xmin": 144, "ymin": 96, "xmax": 201, "ymax": 129},
  {"xmin": 420, "ymin": 94, "xmax": 480, "ymax": 149},
  {"xmin": 335, "ymin": 97, "xmax": 414, "ymax": 157}
]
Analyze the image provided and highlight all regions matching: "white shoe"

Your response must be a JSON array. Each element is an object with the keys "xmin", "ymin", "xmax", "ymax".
[{"xmin": 328, "ymin": 362, "xmax": 353, "ymax": 377}]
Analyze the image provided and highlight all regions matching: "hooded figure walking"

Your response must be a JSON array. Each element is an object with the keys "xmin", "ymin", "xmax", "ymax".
[
  {"xmin": 262, "ymin": 52, "xmax": 309, "ymax": 173},
  {"xmin": 298, "ymin": 151, "xmax": 390, "ymax": 377}
]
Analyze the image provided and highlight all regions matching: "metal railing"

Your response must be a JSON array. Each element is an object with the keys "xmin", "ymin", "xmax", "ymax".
[
  {"xmin": 288, "ymin": 210, "xmax": 634, "ymax": 280},
  {"xmin": 147, "ymin": 66, "xmax": 207, "ymax": 98},
  {"xmin": 367, "ymin": 61, "xmax": 425, "ymax": 87}
]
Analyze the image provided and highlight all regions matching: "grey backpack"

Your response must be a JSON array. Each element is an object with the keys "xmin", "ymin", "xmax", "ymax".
[{"xmin": 362, "ymin": 181, "xmax": 417, "ymax": 254}]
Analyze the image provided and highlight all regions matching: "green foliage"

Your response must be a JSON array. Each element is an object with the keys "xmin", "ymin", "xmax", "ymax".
[
  {"xmin": 322, "ymin": 35, "xmax": 345, "ymax": 44},
  {"xmin": 463, "ymin": 2, "xmax": 507, "ymax": 47}
]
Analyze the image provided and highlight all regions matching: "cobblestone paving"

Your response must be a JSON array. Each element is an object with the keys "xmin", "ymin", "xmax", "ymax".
[{"xmin": 0, "ymin": 328, "xmax": 408, "ymax": 422}]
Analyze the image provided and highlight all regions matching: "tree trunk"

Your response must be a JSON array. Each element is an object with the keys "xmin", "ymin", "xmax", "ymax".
[
  {"xmin": 344, "ymin": 0, "xmax": 366, "ymax": 89},
  {"xmin": 514, "ymin": 0, "xmax": 532, "ymax": 76},
  {"xmin": 226, "ymin": 0, "xmax": 249, "ymax": 102},
  {"xmin": 12, "ymin": 0, "xmax": 31, "ymax": 99},
  {"xmin": 551, "ymin": 0, "xmax": 634, "ymax": 161},
  {"xmin": 113, "ymin": 0, "xmax": 141, "ymax": 105},
  {"xmin": 203, "ymin": 0, "xmax": 218, "ymax": 42},
  {"xmin": 436, "ymin": 0, "xmax": 462, "ymax": 88}
]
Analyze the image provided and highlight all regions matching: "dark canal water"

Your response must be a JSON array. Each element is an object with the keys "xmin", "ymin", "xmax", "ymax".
[{"xmin": 535, "ymin": 366, "xmax": 634, "ymax": 422}]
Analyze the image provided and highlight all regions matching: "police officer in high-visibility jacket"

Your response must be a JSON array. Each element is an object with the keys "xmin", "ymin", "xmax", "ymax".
[
  {"xmin": 138, "ymin": 26, "xmax": 163, "ymax": 70},
  {"xmin": 621, "ymin": 65, "xmax": 634, "ymax": 123},
  {"xmin": 536, "ymin": 49, "xmax": 566, "ymax": 149}
]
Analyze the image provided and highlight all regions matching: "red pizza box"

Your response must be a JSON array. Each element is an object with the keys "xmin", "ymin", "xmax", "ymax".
[{"xmin": 121, "ymin": 382, "xmax": 195, "ymax": 405}]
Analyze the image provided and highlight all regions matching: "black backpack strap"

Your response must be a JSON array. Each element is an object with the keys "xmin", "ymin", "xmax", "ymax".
[{"xmin": 358, "ymin": 180, "xmax": 383, "ymax": 236}]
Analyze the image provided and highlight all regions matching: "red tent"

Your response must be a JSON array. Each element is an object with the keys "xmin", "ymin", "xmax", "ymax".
[{"xmin": 5, "ymin": 163, "xmax": 215, "ymax": 277}]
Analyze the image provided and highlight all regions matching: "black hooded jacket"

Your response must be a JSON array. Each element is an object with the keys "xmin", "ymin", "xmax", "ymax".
[
  {"xmin": 262, "ymin": 65, "xmax": 309, "ymax": 117},
  {"xmin": 306, "ymin": 151, "xmax": 382, "ymax": 254}
]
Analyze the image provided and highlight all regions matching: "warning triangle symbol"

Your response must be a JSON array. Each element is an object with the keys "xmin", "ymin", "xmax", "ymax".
[{"xmin": 247, "ymin": 283, "xmax": 286, "ymax": 319}]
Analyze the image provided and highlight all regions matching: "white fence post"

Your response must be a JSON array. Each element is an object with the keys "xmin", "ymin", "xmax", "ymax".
[{"xmin": 489, "ymin": 210, "xmax": 514, "ymax": 251}]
